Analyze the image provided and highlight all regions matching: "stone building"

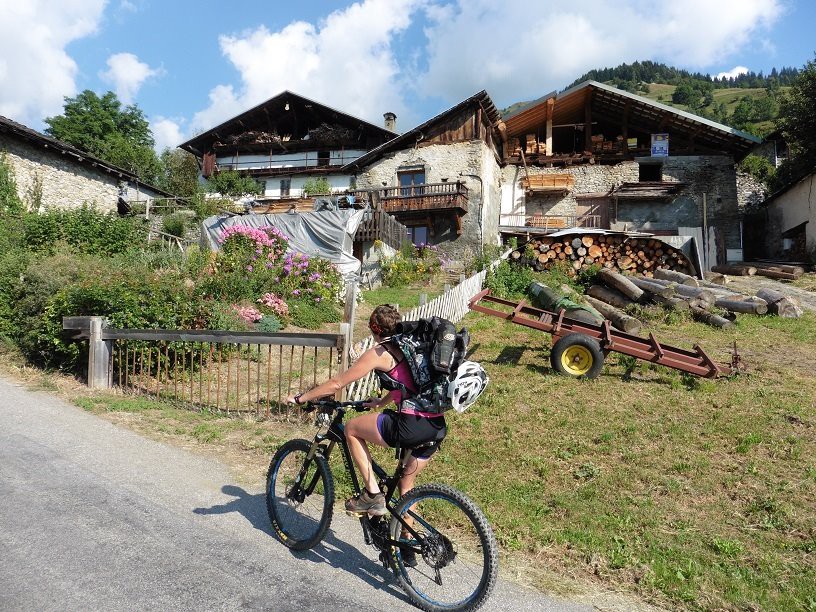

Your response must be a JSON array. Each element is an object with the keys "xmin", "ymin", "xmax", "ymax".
[
  {"xmin": 499, "ymin": 81, "xmax": 761, "ymax": 262},
  {"xmin": 342, "ymin": 91, "xmax": 504, "ymax": 259},
  {"xmin": 0, "ymin": 115, "xmax": 170, "ymax": 212}
]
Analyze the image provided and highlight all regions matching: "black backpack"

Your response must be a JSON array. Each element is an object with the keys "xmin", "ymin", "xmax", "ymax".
[{"xmin": 377, "ymin": 316, "xmax": 470, "ymax": 414}]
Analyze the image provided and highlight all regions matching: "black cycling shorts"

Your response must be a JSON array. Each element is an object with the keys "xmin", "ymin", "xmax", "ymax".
[{"xmin": 376, "ymin": 409, "xmax": 447, "ymax": 460}]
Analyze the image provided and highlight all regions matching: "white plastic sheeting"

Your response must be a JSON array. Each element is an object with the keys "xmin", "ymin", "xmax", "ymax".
[{"xmin": 200, "ymin": 208, "xmax": 367, "ymax": 278}]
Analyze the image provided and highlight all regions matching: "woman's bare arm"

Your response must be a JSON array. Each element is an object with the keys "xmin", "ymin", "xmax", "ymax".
[{"xmin": 286, "ymin": 345, "xmax": 390, "ymax": 404}]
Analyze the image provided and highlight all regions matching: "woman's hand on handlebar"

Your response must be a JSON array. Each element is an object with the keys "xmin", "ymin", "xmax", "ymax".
[{"xmin": 362, "ymin": 397, "xmax": 382, "ymax": 410}]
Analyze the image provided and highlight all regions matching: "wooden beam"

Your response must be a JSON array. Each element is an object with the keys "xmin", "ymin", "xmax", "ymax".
[
  {"xmin": 584, "ymin": 89, "xmax": 593, "ymax": 152},
  {"xmin": 545, "ymin": 98, "xmax": 554, "ymax": 156}
]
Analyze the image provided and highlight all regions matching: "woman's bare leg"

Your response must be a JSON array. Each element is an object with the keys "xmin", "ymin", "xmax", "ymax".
[{"xmin": 345, "ymin": 412, "xmax": 388, "ymax": 494}]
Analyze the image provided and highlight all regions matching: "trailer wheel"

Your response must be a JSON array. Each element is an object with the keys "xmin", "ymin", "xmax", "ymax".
[{"xmin": 550, "ymin": 335, "xmax": 604, "ymax": 379}]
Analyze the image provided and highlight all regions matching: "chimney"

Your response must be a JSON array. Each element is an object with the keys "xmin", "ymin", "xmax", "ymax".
[{"xmin": 383, "ymin": 112, "xmax": 397, "ymax": 132}]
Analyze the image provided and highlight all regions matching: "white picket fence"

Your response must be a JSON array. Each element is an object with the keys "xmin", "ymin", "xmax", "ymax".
[{"xmin": 345, "ymin": 269, "xmax": 488, "ymax": 401}]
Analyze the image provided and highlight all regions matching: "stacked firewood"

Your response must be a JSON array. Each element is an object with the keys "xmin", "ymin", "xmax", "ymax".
[
  {"xmin": 582, "ymin": 268, "xmax": 803, "ymax": 332},
  {"xmin": 511, "ymin": 235, "xmax": 693, "ymax": 277}
]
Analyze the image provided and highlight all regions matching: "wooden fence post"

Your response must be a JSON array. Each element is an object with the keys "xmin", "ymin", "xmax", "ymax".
[
  {"xmin": 419, "ymin": 293, "xmax": 428, "ymax": 306},
  {"xmin": 338, "ymin": 322, "xmax": 350, "ymax": 400},
  {"xmin": 88, "ymin": 316, "xmax": 111, "ymax": 389}
]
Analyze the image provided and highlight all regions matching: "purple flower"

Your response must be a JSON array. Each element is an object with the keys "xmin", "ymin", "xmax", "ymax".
[
  {"xmin": 314, "ymin": 296, "xmax": 321, "ymax": 303},
  {"xmin": 292, "ymin": 289, "xmax": 301, "ymax": 297},
  {"xmin": 247, "ymin": 265, "xmax": 253, "ymax": 272}
]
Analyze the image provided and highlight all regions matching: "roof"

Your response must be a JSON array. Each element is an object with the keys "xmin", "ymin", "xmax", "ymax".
[
  {"xmin": 503, "ymin": 80, "xmax": 761, "ymax": 158},
  {"xmin": 341, "ymin": 91, "xmax": 501, "ymax": 172},
  {"xmin": 0, "ymin": 115, "xmax": 174, "ymax": 197},
  {"xmin": 179, "ymin": 90, "xmax": 397, "ymax": 156},
  {"xmin": 762, "ymin": 165, "xmax": 816, "ymax": 204}
]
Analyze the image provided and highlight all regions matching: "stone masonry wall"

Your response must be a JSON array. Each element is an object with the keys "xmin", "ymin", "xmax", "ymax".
[
  {"xmin": 357, "ymin": 141, "xmax": 501, "ymax": 259},
  {"xmin": 501, "ymin": 155, "xmax": 743, "ymax": 249},
  {"xmin": 1, "ymin": 135, "xmax": 119, "ymax": 212}
]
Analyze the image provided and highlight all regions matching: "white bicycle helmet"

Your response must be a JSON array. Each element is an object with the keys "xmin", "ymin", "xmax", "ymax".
[{"xmin": 448, "ymin": 361, "xmax": 489, "ymax": 413}]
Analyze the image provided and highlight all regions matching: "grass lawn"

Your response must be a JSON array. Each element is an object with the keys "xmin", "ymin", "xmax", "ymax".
[{"xmin": 11, "ymin": 275, "xmax": 815, "ymax": 610}]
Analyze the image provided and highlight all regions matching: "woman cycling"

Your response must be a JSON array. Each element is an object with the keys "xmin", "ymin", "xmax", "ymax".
[{"xmin": 286, "ymin": 304, "xmax": 446, "ymax": 516}]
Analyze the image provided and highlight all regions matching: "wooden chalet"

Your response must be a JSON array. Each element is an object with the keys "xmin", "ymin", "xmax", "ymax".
[{"xmin": 179, "ymin": 91, "xmax": 396, "ymax": 197}]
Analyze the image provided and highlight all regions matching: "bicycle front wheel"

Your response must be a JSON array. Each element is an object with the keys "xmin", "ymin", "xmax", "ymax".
[
  {"xmin": 390, "ymin": 483, "xmax": 498, "ymax": 612},
  {"xmin": 266, "ymin": 438, "xmax": 334, "ymax": 550}
]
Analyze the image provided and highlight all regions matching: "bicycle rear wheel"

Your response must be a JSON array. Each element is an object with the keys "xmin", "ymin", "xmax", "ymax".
[
  {"xmin": 266, "ymin": 438, "xmax": 334, "ymax": 550},
  {"xmin": 389, "ymin": 483, "xmax": 498, "ymax": 612}
]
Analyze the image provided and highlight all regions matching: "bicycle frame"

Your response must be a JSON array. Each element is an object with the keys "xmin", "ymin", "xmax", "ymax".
[{"xmin": 301, "ymin": 403, "xmax": 424, "ymax": 553}]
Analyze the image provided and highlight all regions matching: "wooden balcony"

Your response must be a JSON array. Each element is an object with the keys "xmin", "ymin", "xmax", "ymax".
[
  {"xmin": 499, "ymin": 214, "xmax": 603, "ymax": 233},
  {"xmin": 378, "ymin": 182, "xmax": 468, "ymax": 214}
]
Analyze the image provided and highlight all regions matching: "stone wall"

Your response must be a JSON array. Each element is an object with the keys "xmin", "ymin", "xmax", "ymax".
[
  {"xmin": 357, "ymin": 141, "xmax": 501, "ymax": 259},
  {"xmin": 736, "ymin": 171, "xmax": 768, "ymax": 213},
  {"xmin": 1, "ymin": 135, "xmax": 119, "ymax": 212},
  {"xmin": 500, "ymin": 155, "xmax": 744, "ymax": 249}
]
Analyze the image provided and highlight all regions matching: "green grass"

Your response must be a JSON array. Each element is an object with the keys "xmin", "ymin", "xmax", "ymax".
[
  {"xmin": 65, "ymin": 293, "xmax": 816, "ymax": 610},
  {"xmin": 429, "ymin": 310, "xmax": 816, "ymax": 609}
]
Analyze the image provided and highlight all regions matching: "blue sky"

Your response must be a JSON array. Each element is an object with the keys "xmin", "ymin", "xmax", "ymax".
[{"xmin": 1, "ymin": 0, "xmax": 814, "ymax": 151}]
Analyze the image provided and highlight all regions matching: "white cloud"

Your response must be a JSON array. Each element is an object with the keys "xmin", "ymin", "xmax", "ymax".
[
  {"xmin": 418, "ymin": 0, "xmax": 783, "ymax": 108},
  {"xmin": 100, "ymin": 52, "xmax": 163, "ymax": 104},
  {"xmin": 191, "ymin": 0, "xmax": 424, "ymax": 135},
  {"xmin": 151, "ymin": 116, "xmax": 185, "ymax": 151},
  {"xmin": 0, "ymin": 0, "xmax": 106, "ymax": 127},
  {"xmin": 715, "ymin": 66, "xmax": 750, "ymax": 80}
]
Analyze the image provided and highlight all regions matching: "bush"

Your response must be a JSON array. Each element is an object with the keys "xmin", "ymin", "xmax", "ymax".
[
  {"xmin": 289, "ymin": 298, "xmax": 341, "ymax": 329},
  {"xmin": 255, "ymin": 314, "xmax": 282, "ymax": 333},
  {"xmin": 379, "ymin": 242, "xmax": 443, "ymax": 287},
  {"xmin": 22, "ymin": 206, "xmax": 147, "ymax": 255},
  {"xmin": 0, "ymin": 152, "xmax": 23, "ymax": 215},
  {"xmin": 302, "ymin": 177, "xmax": 331, "ymax": 196},
  {"xmin": 161, "ymin": 213, "xmax": 187, "ymax": 238},
  {"xmin": 484, "ymin": 261, "xmax": 535, "ymax": 298}
]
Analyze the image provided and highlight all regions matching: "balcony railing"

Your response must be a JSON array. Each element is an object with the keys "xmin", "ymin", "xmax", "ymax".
[
  {"xmin": 499, "ymin": 214, "xmax": 602, "ymax": 232},
  {"xmin": 354, "ymin": 209, "xmax": 409, "ymax": 251},
  {"xmin": 373, "ymin": 181, "xmax": 469, "ymax": 214}
]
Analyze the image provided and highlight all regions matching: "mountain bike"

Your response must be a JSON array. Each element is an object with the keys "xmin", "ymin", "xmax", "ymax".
[{"xmin": 265, "ymin": 399, "xmax": 499, "ymax": 612}]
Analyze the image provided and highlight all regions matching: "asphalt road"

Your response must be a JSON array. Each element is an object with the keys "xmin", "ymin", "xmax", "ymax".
[{"xmin": 0, "ymin": 377, "xmax": 591, "ymax": 612}]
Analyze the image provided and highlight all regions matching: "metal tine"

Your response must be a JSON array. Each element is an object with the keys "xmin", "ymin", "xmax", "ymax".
[{"xmin": 265, "ymin": 344, "xmax": 272, "ymax": 418}]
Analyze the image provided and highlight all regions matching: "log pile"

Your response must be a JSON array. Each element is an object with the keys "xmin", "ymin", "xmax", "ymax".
[
  {"xmin": 711, "ymin": 261, "xmax": 805, "ymax": 281},
  {"xmin": 511, "ymin": 234, "xmax": 694, "ymax": 277},
  {"xmin": 581, "ymin": 267, "xmax": 803, "ymax": 331}
]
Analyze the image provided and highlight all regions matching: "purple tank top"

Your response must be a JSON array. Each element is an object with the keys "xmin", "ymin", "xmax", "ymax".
[{"xmin": 383, "ymin": 358, "xmax": 417, "ymax": 405}]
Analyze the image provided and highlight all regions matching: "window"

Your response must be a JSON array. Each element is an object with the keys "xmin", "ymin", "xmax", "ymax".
[
  {"xmin": 398, "ymin": 167, "xmax": 425, "ymax": 196},
  {"xmin": 280, "ymin": 178, "xmax": 291, "ymax": 197},
  {"xmin": 638, "ymin": 162, "xmax": 662, "ymax": 182},
  {"xmin": 406, "ymin": 225, "xmax": 429, "ymax": 245},
  {"xmin": 317, "ymin": 151, "xmax": 330, "ymax": 168}
]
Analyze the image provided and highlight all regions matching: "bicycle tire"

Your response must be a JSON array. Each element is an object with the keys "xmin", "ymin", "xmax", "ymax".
[
  {"xmin": 266, "ymin": 438, "xmax": 334, "ymax": 551},
  {"xmin": 389, "ymin": 483, "xmax": 498, "ymax": 612}
]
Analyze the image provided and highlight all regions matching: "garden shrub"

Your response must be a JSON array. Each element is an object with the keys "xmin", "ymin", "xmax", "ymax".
[
  {"xmin": 379, "ymin": 242, "xmax": 443, "ymax": 287},
  {"xmin": 161, "ymin": 212, "xmax": 187, "ymax": 238},
  {"xmin": 484, "ymin": 260, "xmax": 535, "ymax": 298},
  {"xmin": 289, "ymin": 298, "xmax": 342, "ymax": 329},
  {"xmin": 23, "ymin": 206, "xmax": 147, "ymax": 255}
]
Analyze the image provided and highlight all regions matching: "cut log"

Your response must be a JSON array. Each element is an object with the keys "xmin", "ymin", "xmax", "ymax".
[
  {"xmin": 652, "ymin": 295, "xmax": 690, "ymax": 311},
  {"xmin": 753, "ymin": 268, "xmax": 798, "ymax": 281},
  {"xmin": 571, "ymin": 237, "xmax": 583, "ymax": 249},
  {"xmin": 703, "ymin": 271, "xmax": 728, "ymax": 285},
  {"xmin": 584, "ymin": 295, "xmax": 642, "ymax": 334},
  {"xmin": 714, "ymin": 298, "xmax": 768, "ymax": 315},
  {"xmin": 587, "ymin": 284, "xmax": 635, "ymax": 309},
  {"xmin": 588, "ymin": 244, "xmax": 603, "ymax": 259},
  {"xmin": 598, "ymin": 269, "xmax": 644, "ymax": 301},
  {"xmin": 645, "ymin": 278, "xmax": 713, "ymax": 304},
  {"xmin": 627, "ymin": 277, "xmax": 676, "ymax": 298},
  {"xmin": 690, "ymin": 305, "xmax": 735, "ymax": 329},
  {"xmin": 711, "ymin": 264, "xmax": 756, "ymax": 276},
  {"xmin": 581, "ymin": 236, "xmax": 594, "ymax": 247},
  {"xmin": 529, "ymin": 282, "xmax": 605, "ymax": 326},
  {"xmin": 755, "ymin": 288, "xmax": 803, "ymax": 318},
  {"xmin": 741, "ymin": 262, "xmax": 805, "ymax": 277},
  {"xmin": 653, "ymin": 268, "xmax": 700, "ymax": 287}
]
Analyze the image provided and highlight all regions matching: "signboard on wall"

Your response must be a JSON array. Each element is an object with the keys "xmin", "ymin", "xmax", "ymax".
[{"xmin": 651, "ymin": 133, "xmax": 669, "ymax": 157}]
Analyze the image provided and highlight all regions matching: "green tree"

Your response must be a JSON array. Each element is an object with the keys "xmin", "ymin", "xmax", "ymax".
[
  {"xmin": 158, "ymin": 148, "xmax": 200, "ymax": 197},
  {"xmin": 44, "ymin": 90, "xmax": 161, "ymax": 184},
  {"xmin": 205, "ymin": 170, "xmax": 262, "ymax": 197},
  {"xmin": 776, "ymin": 56, "xmax": 816, "ymax": 166}
]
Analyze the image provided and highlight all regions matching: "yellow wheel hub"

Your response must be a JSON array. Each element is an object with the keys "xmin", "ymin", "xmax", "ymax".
[{"xmin": 560, "ymin": 345, "xmax": 594, "ymax": 376}]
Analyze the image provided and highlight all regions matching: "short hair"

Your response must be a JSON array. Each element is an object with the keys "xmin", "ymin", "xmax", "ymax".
[{"xmin": 369, "ymin": 304, "xmax": 401, "ymax": 337}]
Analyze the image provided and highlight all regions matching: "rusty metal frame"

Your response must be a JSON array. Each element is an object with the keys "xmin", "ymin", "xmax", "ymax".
[{"xmin": 469, "ymin": 289, "xmax": 731, "ymax": 378}]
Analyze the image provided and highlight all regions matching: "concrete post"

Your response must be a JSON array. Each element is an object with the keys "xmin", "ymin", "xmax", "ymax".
[{"xmin": 88, "ymin": 316, "xmax": 111, "ymax": 389}]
